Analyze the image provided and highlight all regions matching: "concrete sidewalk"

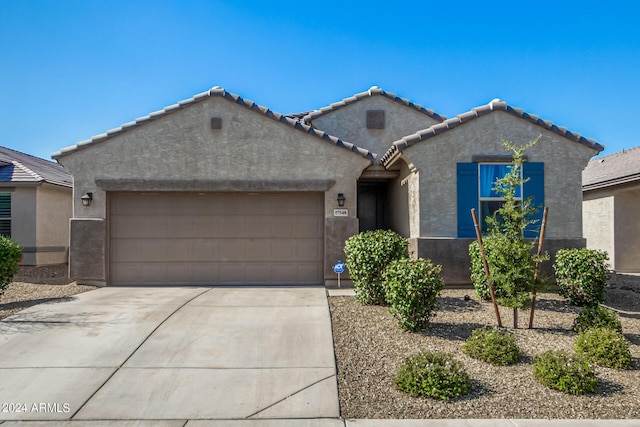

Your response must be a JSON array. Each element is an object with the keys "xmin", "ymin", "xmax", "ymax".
[
  {"xmin": 0, "ymin": 418, "xmax": 636, "ymax": 426},
  {"xmin": 0, "ymin": 286, "xmax": 338, "ymax": 422}
]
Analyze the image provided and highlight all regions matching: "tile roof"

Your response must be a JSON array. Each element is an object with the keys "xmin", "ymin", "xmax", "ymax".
[
  {"xmin": 302, "ymin": 86, "xmax": 446, "ymax": 123},
  {"xmin": 0, "ymin": 146, "xmax": 72, "ymax": 187},
  {"xmin": 583, "ymin": 146, "xmax": 640, "ymax": 190},
  {"xmin": 52, "ymin": 87, "xmax": 375, "ymax": 161},
  {"xmin": 381, "ymin": 99, "xmax": 604, "ymax": 166}
]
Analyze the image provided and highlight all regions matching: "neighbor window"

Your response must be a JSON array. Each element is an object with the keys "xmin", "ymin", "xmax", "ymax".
[
  {"xmin": 0, "ymin": 193, "xmax": 10, "ymax": 237},
  {"xmin": 478, "ymin": 164, "xmax": 522, "ymax": 232}
]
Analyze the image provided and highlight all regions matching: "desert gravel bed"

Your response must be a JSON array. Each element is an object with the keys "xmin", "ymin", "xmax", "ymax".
[
  {"xmin": 329, "ymin": 274, "xmax": 640, "ymax": 419},
  {"xmin": 0, "ymin": 265, "xmax": 96, "ymax": 320}
]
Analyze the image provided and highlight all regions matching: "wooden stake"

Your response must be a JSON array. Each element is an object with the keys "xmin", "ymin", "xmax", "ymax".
[
  {"xmin": 528, "ymin": 206, "xmax": 549, "ymax": 329},
  {"xmin": 471, "ymin": 208, "xmax": 502, "ymax": 327}
]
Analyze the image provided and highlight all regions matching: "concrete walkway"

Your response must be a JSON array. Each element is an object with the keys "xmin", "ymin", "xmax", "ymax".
[{"xmin": 0, "ymin": 286, "xmax": 635, "ymax": 426}]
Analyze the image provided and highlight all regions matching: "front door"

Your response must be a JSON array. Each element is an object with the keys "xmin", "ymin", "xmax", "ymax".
[{"xmin": 357, "ymin": 181, "xmax": 388, "ymax": 232}]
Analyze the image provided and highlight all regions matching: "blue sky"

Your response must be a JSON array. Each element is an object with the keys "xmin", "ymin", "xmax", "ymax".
[{"xmin": 1, "ymin": 0, "xmax": 638, "ymax": 160}]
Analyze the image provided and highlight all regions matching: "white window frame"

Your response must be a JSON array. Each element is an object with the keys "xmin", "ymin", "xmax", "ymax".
[{"xmin": 478, "ymin": 163, "xmax": 523, "ymax": 231}]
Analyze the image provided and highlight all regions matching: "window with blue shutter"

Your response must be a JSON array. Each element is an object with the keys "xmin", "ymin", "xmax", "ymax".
[
  {"xmin": 456, "ymin": 163, "xmax": 479, "ymax": 237},
  {"xmin": 522, "ymin": 162, "xmax": 545, "ymax": 238},
  {"xmin": 457, "ymin": 162, "xmax": 545, "ymax": 238},
  {"xmin": 0, "ymin": 193, "xmax": 10, "ymax": 237}
]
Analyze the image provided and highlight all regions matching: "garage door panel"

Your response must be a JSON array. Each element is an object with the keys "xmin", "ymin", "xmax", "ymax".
[
  {"xmin": 109, "ymin": 192, "xmax": 324, "ymax": 285},
  {"xmin": 295, "ymin": 216, "xmax": 324, "ymax": 237}
]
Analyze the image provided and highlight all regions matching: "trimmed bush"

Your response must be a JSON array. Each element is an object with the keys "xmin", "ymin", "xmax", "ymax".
[
  {"xmin": 533, "ymin": 350, "xmax": 598, "ymax": 395},
  {"xmin": 463, "ymin": 327, "xmax": 521, "ymax": 366},
  {"xmin": 0, "ymin": 236, "xmax": 22, "ymax": 296},
  {"xmin": 573, "ymin": 305, "xmax": 622, "ymax": 334},
  {"xmin": 575, "ymin": 328, "xmax": 632, "ymax": 370},
  {"xmin": 396, "ymin": 351, "xmax": 471, "ymax": 401},
  {"xmin": 344, "ymin": 229, "xmax": 408, "ymax": 305},
  {"xmin": 554, "ymin": 248, "xmax": 609, "ymax": 307},
  {"xmin": 383, "ymin": 258, "xmax": 444, "ymax": 331},
  {"xmin": 469, "ymin": 237, "xmax": 534, "ymax": 309}
]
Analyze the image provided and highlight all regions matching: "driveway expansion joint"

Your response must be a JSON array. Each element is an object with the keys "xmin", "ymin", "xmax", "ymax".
[{"xmin": 69, "ymin": 287, "xmax": 214, "ymax": 420}]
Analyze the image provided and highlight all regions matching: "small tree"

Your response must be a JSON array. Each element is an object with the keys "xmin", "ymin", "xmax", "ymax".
[
  {"xmin": 0, "ymin": 236, "xmax": 22, "ymax": 298},
  {"xmin": 470, "ymin": 137, "xmax": 547, "ymax": 328}
]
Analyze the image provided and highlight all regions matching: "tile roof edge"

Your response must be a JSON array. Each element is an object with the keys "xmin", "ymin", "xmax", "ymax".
[
  {"xmin": 583, "ymin": 172, "xmax": 640, "ymax": 191},
  {"xmin": 302, "ymin": 86, "xmax": 446, "ymax": 123},
  {"xmin": 380, "ymin": 99, "xmax": 603, "ymax": 164},
  {"xmin": 52, "ymin": 87, "xmax": 375, "ymax": 162},
  {"xmin": 12, "ymin": 161, "xmax": 44, "ymax": 182}
]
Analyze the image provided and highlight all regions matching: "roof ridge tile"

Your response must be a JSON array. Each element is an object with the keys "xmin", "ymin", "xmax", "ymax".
[
  {"xmin": 52, "ymin": 87, "xmax": 375, "ymax": 162},
  {"xmin": 302, "ymin": 86, "xmax": 446, "ymax": 123},
  {"xmin": 380, "ymin": 98, "xmax": 603, "ymax": 166}
]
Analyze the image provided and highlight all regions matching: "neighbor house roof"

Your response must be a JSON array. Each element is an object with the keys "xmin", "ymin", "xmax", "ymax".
[
  {"xmin": 302, "ymin": 86, "xmax": 446, "ymax": 123},
  {"xmin": 0, "ymin": 146, "xmax": 72, "ymax": 187},
  {"xmin": 381, "ymin": 99, "xmax": 604, "ymax": 166},
  {"xmin": 583, "ymin": 146, "xmax": 640, "ymax": 191},
  {"xmin": 52, "ymin": 87, "xmax": 375, "ymax": 161}
]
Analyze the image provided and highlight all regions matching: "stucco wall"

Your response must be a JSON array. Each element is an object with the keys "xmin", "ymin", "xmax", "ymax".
[
  {"xmin": 387, "ymin": 158, "xmax": 420, "ymax": 238},
  {"xmin": 310, "ymin": 96, "xmax": 441, "ymax": 159},
  {"xmin": 35, "ymin": 183, "xmax": 72, "ymax": 265},
  {"xmin": 583, "ymin": 189, "xmax": 615, "ymax": 268},
  {"xmin": 614, "ymin": 187, "xmax": 640, "ymax": 272},
  {"xmin": 57, "ymin": 96, "xmax": 371, "ymax": 283},
  {"xmin": 402, "ymin": 111, "xmax": 598, "ymax": 239},
  {"xmin": 11, "ymin": 187, "xmax": 37, "ymax": 265}
]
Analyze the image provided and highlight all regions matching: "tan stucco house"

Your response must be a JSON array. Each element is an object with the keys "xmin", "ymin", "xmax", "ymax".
[
  {"xmin": 583, "ymin": 147, "xmax": 640, "ymax": 273},
  {"xmin": 0, "ymin": 146, "xmax": 72, "ymax": 265},
  {"xmin": 52, "ymin": 86, "xmax": 603, "ymax": 286}
]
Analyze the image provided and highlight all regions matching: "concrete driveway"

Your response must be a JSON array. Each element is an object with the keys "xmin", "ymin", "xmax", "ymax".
[{"xmin": 0, "ymin": 286, "xmax": 338, "ymax": 422}]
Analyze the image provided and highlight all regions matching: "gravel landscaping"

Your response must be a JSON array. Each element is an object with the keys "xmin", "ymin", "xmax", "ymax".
[
  {"xmin": 3, "ymin": 265, "xmax": 639, "ymax": 419},
  {"xmin": 0, "ymin": 265, "xmax": 96, "ymax": 320},
  {"xmin": 329, "ymin": 273, "xmax": 640, "ymax": 419}
]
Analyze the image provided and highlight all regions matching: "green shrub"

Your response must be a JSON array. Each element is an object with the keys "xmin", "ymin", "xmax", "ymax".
[
  {"xmin": 554, "ymin": 248, "xmax": 609, "ymax": 307},
  {"xmin": 344, "ymin": 229, "xmax": 408, "ymax": 305},
  {"xmin": 533, "ymin": 350, "xmax": 598, "ymax": 395},
  {"xmin": 0, "ymin": 236, "xmax": 22, "ymax": 296},
  {"xmin": 573, "ymin": 305, "xmax": 622, "ymax": 333},
  {"xmin": 463, "ymin": 327, "xmax": 521, "ymax": 366},
  {"xmin": 575, "ymin": 328, "xmax": 632, "ymax": 369},
  {"xmin": 383, "ymin": 258, "xmax": 444, "ymax": 331},
  {"xmin": 396, "ymin": 351, "xmax": 471, "ymax": 401},
  {"xmin": 469, "ymin": 237, "xmax": 534, "ymax": 309}
]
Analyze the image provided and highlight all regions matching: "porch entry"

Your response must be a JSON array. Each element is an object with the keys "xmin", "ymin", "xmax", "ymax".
[{"xmin": 357, "ymin": 181, "xmax": 390, "ymax": 232}]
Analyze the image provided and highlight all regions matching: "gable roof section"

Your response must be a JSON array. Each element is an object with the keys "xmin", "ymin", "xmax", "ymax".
[
  {"xmin": 0, "ymin": 146, "xmax": 72, "ymax": 187},
  {"xmin": 381, "ymin": 99, "xmax": 604, "ymax": 166},
  {"xmin": 52, "ymin": 87, "xmax": 375, "ymax": 161},
  {"xmin": 583, "ymin": 146, "xmax": 640, "ymax": 191},
  {"xmin": 302, "ymin": 86, "xmax": 446, "ymax": 123}
]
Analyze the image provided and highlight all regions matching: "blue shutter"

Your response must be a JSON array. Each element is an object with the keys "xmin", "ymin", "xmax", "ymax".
[
  {"xmin": 457, "ymin": 163, "xmax": 479, "ymax": 238},
  {"xmin": 523, "ymin": 162, "xmax": 544, "ymax": 238}
]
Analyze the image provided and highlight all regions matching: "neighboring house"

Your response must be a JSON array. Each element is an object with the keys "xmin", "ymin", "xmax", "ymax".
[
  {"xmin": 0, "ymin": 146, "xmax": 72, "ymax": 266},
  {"xmin": 53, "ymin": 86, "xmax": 602, "ymax": 286},
  {"xmin": 583, "ymin": 147, "xmax": 640, "ymax": 273}
]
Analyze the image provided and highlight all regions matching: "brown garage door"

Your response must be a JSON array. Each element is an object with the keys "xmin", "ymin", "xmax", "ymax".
[{"xmin": 109, "ymin": 192, "xmax": 324, "ymax": 285}]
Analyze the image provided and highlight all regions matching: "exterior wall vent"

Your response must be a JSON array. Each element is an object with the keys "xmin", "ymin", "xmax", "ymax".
[
  {"xmin": 366, "ymin": 110, "xmax": 385, "ymax": 129},
  {"xmin": 210, "ymin": 117, "xmax": 222, "ymax": 130}
]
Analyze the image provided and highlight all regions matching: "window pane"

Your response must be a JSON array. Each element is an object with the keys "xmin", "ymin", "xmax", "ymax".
[
  {"xmin": 479, "ymin": 164, "xmax": 521, "ymax": 198},
  {"xmin": 0, "ymin": 219, "xmax": 10, "ymax": 237},
  {"xmin": 0, "ymin": 194, "xmax": 10, "ymax": 218},
  {"xmin": 480, "ymin": 200, "xmax": 503, "ymax": 232}
]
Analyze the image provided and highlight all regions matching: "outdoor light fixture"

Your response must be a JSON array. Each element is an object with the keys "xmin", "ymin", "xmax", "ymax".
[
  {"xmin": 337, "ymin": 193, "xmax": 345, "ymax": 207},
  {"xmin": 81, "ymin": 192, "xmax": 93, "ymax": 207}
]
